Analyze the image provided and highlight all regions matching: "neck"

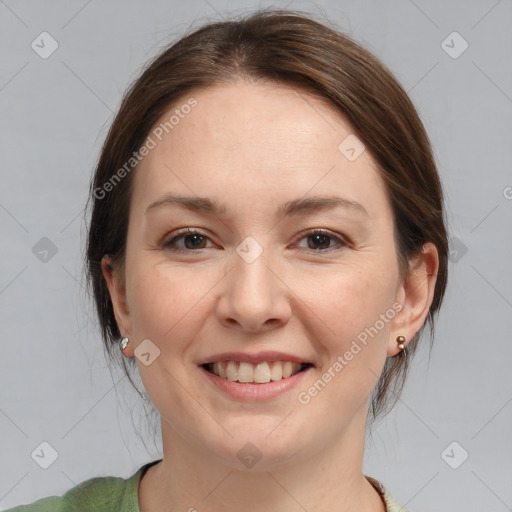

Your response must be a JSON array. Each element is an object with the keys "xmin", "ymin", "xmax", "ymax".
[{"xmin": 138, "ymin": 407, "xmax": 386, "ymax": 512}]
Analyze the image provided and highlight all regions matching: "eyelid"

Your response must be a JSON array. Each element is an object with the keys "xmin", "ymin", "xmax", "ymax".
[
  {"xmin": 162, "ymin": 227, "xmax": 349, "ymax": 252},
  {"xmin": 294, "ymin": 228, "xmax": 349, "ymax": 250},
  {"xmin": 163, "ymin": 227, "xmax": 215, "ymax": 249}
]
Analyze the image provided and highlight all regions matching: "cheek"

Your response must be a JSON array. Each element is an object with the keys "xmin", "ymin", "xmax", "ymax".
[
  {"xmin": 326, "ymin": 260, "xmax": 393, "ymax": 321},
  {"xmin": 314, "ymin": 260, "xmax": 397, "ymax": 366},
  {"xmin": 125, "ymin": 257, "xmax": 207, "ymax": 345},
  {"xmin": 124, "ymin": 259, "xmax": 212, "ymax": 411}
]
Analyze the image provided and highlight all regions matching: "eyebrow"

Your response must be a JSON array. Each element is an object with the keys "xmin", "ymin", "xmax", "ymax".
[{"xmin": 145, "ymin": 194, "xmax": 368, "ymax": 218}]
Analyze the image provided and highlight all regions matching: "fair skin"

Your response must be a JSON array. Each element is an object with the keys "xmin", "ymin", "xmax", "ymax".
[{"xmin": 102, "ymin": 80, "xmax": 438, "ymax": 512}]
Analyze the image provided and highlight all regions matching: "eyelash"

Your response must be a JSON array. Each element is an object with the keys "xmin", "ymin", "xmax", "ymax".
[{"xmin": 162, "ymin": 228, "xmax": 349, "ymax": 253}]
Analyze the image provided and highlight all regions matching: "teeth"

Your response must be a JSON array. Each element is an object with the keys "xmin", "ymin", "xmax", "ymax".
[
  {"xmin": 254, "ymin": 362, "xmax": 271, "ymax": 383},
  {"xmin": 226, "ymin": 361, "xmax": 238, "ymax": 381},
  {"xmin": 270, "ymin": 361, "xmax": 282, "ymax": 381},
  {"xmin": 282, "ymin": 361, "xmax": 293, "ymax": 378},
  {"xmin": 210, "ymin": 360, "xmax": 306, "ymax": 383},
  {"xmin": 238, "ymin": 362, "xmax": 254, "ymax": 383}
]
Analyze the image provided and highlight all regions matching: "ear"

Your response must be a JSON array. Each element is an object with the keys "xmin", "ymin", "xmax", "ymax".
[
  {"xmin": 101, "ymin": 255, "xmax": 134, "ymax": 357},
  {"xmin": 388, "ymin": 242, "xmax": 439, "ymax": 356}
]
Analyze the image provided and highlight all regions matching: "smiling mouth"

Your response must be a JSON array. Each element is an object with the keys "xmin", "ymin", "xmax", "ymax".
[{"xmin": 202, "ymin": 360, "xmax": 313, "ymax": 384}]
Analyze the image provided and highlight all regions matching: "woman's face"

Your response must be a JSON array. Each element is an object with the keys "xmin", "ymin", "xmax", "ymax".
[{"xmin": 104, "ymin": 81, "xmax": 434, "ymax": 470}]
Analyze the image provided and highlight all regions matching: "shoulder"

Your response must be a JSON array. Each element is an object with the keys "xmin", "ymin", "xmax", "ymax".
[
  {"xmin": 3, "ymin": 461, "xmax": 157, "ymax": 512},
  {"xmin": 2, "ymin": 495, "xmax": 64, "ymax": 512},
  {"xmin": 366, "ymin": 475, "xmax": 410, "ymax": 512}
]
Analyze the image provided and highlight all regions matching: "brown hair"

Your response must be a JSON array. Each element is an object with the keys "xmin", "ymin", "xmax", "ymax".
[{"xmin": 85, "ymin": 8, "xmax": 448, "ymax": 422}]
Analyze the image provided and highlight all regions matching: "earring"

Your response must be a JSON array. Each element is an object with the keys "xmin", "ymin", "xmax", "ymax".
[
  {"xmin": 396, "ymin": 335, "xmax": 406, "ymax": 350},
  {"xmin": 120, "ymin": 337, "xmax": 130, "ymax": 354}
]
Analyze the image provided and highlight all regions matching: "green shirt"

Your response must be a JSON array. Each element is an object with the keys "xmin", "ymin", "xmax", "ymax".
[{"xmin": 5, "ymin": 459, "xmax": 408, "ymax": 511}]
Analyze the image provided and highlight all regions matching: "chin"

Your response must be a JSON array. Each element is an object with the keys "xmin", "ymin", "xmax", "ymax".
[{"xmin": 197, "ymin": 423, "xmax": 310, "ymax": 472}]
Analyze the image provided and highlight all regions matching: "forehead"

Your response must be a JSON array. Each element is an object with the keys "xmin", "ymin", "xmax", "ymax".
[{"xmin": 132, "ymin": 81, "xmax": 389, "ymax": 219}]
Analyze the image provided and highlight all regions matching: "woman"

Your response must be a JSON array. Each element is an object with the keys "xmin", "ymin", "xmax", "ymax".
[{"xmin": 7, "ymin": 8, "xmax": 447, "ymax": 512}]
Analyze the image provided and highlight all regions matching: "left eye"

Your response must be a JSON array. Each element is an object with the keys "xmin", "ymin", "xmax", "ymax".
[
  {"xmin": 163, "ymin": 229, "xmax": 212, "ymax": 251},
  {"xmin": 296, "ymin": 230, "xmax": 348, "ymax": 251},
  {"xmin": 163, "ymin": 229, "xmax": 347, "ymax": 252}
]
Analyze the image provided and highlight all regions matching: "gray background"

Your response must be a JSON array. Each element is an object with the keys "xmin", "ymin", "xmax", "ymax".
[{"xmin": 1, "ymin": 0, "xmax": 511, "ymax": 510}]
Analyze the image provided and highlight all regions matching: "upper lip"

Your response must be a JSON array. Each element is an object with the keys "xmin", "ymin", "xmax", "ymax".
[{"xmin": 198, "ymin": 351, "xmax": 315, "ymax": 366}]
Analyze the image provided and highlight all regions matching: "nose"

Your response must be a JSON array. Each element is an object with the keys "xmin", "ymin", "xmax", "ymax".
[{"xmin": 216, "ymin": 247, "xmax": 292, "ymax": 333}]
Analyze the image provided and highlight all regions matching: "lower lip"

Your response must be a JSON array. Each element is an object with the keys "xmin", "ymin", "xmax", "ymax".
[{"xmin": 200, "ymin": 365, "xmax": 312, "ymax": 401}]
